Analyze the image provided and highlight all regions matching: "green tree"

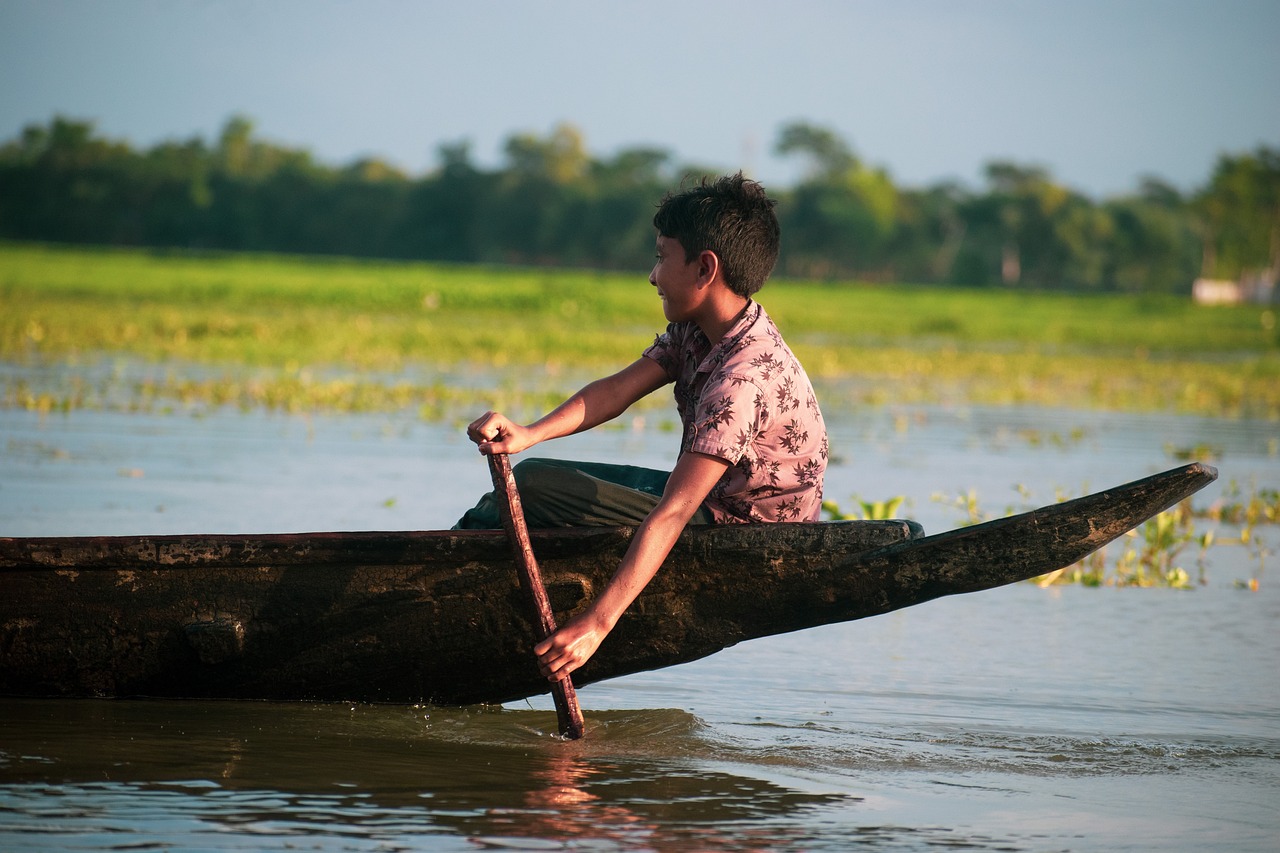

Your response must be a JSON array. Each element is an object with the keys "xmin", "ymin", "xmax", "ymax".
[
  {"xmin": 893, "ymin": 181, "xmax": 970, "ymax": 283},
  {"xmin": 503, "ymin": 122, "xmax": 589, "ymax": 185},
  {"xmin": 217, "ymin": 115, "xmax": 255, "ymax": 177},
  {"xmin": 0, "ymin": 114, "xmax": 1266, "ymax": 296},
  {"xmin": 774, "ymin": 122, "xmax": 899, "ymax": 278},
  {"xmin": 406, "ymin": 139, "xmax": 492, "ymax": 262},
  {"xmin": 775, "ymin": 121, "xmax": 858, "ymax": 179},
  {"xmin": 584, "ymin": 147, "xmax": 673, "ymax": 269},
  {"xmin": 1195, "ymin": 146, "xmax": 1280, "ymax": 287},
  {"xmin": 957, "ymin": 162, "xmax": 1115, "ymax": 289},
  {"xmin": 1098, "ymin": 179, "xmax": 1199, "ymax": 293}
]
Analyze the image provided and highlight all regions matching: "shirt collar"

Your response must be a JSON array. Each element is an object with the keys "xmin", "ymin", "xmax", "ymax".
[{"xmin": 694, "ymin": 300, "xmax": 761, "ymax": 375}]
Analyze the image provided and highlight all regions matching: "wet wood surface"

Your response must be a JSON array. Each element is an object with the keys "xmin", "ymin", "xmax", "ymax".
[{"xmin": 0, "ymin": 464, "xmax": 1217, "ymax": 706}]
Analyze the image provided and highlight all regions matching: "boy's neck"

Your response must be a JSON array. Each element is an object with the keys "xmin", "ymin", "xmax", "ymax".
[{"xmin": 696, "ymin": 293, "xmax": 751, "ymax": 345}]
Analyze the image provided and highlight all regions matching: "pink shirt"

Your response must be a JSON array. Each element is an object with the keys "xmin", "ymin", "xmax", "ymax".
[{"xmin": 643, "ymin": 301, "xmax": 828, "ymax": 523}]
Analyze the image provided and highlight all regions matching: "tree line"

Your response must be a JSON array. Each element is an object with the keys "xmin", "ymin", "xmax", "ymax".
[{"xmin": 1, "ymin": 116, "xmax": 1276, "ymax": 294}]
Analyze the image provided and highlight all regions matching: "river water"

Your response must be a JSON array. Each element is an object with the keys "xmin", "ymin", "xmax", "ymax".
[{"xmin": 1, "ymin": 398, "xmax": 1278, "ymax": 851}]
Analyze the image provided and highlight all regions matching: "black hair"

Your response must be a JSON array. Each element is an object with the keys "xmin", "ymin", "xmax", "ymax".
[{"xmin": 652, "ymin": 172, "xmax": 781, "ymax": 299}]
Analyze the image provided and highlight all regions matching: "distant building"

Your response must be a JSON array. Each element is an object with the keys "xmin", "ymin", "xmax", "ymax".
[
  {"xmin": 1193, "ymin": 275, "xmax": 1277, "ymax": 305},
  {"xmin": 1193, "ymin": 279, "xmax": 1242, "ymax": 305}
]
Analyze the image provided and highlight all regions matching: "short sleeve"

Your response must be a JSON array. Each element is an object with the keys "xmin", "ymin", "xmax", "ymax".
[{"xmin": 641, "ymin": 323, "xmax": 682, "ymax": 381}]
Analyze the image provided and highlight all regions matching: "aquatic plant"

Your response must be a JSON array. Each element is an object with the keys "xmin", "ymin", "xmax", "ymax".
[
  {"xmin": 1201, "ymin": 483, "xmax": 1280, "ymax": 526},
  {"xmin": 1164, "ymin": 442, "xmax": 1225, "ymax": 462},
  {"xmin": 929, "ymin": 489, "xmax": 992, "ymax": 526},
  {"xmin": 3, "ymin": 243, "xmax": 1278, "ymax": 419},
  {"xmin": 1109, "ymin": 503, "xmax": 1198, "ymax": 588},
  {"xmin": 925, "ymin": 486, "xmax": 1272, "ymax": 589},
  {"xmin": 822, "ymin": 495, "xmax": 906, "ymax": 521}
]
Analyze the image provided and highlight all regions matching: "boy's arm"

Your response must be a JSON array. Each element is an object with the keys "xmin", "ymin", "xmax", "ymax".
[
  {"xmin": 533, "ymin": 450, "xmax": 730, "ymax": 680},
  {"xmin": 468, "ymin": 357, "xmax": 668, "ymax": 455}
]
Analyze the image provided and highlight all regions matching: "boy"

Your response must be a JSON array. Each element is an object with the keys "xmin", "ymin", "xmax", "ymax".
[{"xmin": 456, "ymin": 172, "xmax": 827, "ymax": 681}]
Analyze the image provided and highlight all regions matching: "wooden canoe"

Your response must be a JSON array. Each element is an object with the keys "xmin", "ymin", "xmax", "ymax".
[{"xmin": 0, "ymin": 463, "xmax": 1216, "ymax": 706}]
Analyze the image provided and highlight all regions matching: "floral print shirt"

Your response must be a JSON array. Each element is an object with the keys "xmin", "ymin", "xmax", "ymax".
[{"xmin": 643, "ymin": 301, "xmax": 828, "ymax": 523}]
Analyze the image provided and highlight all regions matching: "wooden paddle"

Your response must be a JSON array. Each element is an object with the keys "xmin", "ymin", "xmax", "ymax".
[{"xmin": 486, "ymin": 453, "xmax": 586, "ymax": 739}]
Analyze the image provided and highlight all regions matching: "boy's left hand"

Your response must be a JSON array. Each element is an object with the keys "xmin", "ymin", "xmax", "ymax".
[
  {"xmin": 466, "ymin": 410, "xmax": 533, "ymax": 456},
  {"xmin": 534, "ymin": 610, "xmax": 610, "ymax": 680}
]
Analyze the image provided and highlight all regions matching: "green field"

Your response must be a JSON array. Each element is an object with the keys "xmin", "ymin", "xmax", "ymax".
[{"xmin": 2, "ymin": 242, "xmax": 1277, "ymax": 420}]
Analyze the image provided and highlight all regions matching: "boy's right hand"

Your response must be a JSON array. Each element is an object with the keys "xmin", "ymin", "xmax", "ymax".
[{"xmin": 466, "ymin": 411, "xmax": 532, "ymax": 456}]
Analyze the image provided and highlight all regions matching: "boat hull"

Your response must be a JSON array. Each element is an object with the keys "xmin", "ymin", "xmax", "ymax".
[{"xmin": 0, "ymin": 463, "xmax": 1216, "ymax": 705}]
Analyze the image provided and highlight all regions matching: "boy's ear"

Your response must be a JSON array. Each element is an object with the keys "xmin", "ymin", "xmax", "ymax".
[{"xmin": 696, "ymin": 250, "xmax": 721, "ymax": 288}]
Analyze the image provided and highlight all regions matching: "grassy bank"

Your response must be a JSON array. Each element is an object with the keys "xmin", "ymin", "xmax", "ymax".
[{"xmin": 2, "ymin": 242, "xmax": 1277, "ymax": 419}]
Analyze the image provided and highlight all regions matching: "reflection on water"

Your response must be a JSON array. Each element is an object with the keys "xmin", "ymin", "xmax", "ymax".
[{"xmin": 0, "ymin": 700, "xmax": 861, "ymax": 851}]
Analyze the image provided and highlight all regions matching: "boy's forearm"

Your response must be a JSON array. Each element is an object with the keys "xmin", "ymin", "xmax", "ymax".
[
  {"xmin": 527, "ymin": 359, "xmax": 664, "ymax": 445},
  {"xmin": 532, "ymin": 450, "xmax": 728, "ymax": 679},
  {"xmin": 525, "ymin": 386, "xmax": 596, "ymax": 444},
  {"xmin": 580, "ymin": 454, "xmax": 725, "ymax": 630},
  {"xmin": 585, "ymin": 505, "xmax": 688, "ymax": 631}
]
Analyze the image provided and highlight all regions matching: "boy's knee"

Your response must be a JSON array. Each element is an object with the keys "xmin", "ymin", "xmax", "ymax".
[
  {"xmin": 510, "ymin": 457, "xmax": 544, "ymax": 484},
  {"xmin": 511, "ymin": 458, "xmax": 561, "ymax": 499}
]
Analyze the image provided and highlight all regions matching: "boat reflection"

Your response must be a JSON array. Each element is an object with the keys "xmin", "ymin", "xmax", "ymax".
[{"xmin": 0, "ymin": 698, "xmax": 854, "ymax": 849}]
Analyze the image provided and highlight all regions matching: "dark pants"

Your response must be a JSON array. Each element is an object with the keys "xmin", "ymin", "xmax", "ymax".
[{"xmin": 453, "ymin": 457, "xmax": 714, "ymax": 529}]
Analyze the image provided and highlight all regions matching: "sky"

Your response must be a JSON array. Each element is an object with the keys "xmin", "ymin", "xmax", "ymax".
[{"xmin": 2, "ymin": 0, "xmax": 1277, "ymax": 200}]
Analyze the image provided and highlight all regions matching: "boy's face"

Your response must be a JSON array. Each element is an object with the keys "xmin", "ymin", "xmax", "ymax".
[{"xmin": 649, "ymin": 235, "xmax": 702, "ymax": 323}]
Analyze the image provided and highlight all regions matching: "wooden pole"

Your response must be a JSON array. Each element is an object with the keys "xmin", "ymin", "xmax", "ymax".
[{"xmin": 487, "ymin": 453, "xmax": 586, "ymax": 739}]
